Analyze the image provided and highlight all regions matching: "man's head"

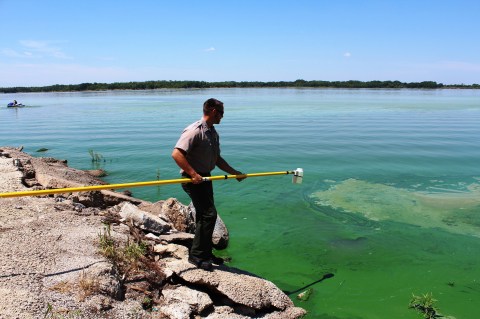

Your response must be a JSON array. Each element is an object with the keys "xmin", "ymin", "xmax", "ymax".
[{"xmin": 203, "ymin": 98, "xmax": 224, "ymax": 125}]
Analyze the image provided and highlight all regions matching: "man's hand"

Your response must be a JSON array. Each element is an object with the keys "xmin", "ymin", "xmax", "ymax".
[
  {"xmin": 172, "ymin": 148, "xmax": 203, "ymax": 184},
  {"xmin": 234, "ymin": 170, "xmax": 247, "ymax": 182},
  {"xmin": 191, "ymin": 172, "xmax": 204, "ymax": 184}
]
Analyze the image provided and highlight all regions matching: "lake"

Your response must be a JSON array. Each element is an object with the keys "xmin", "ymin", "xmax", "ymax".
[{"xmin": 2, "ymin": 88, "xmax": 480, "ymax": 318}]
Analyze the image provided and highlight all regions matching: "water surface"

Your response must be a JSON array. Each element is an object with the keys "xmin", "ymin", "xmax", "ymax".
[{"xmin": 2, "ymin": 88, "xmax": 480, "ymax": 318}]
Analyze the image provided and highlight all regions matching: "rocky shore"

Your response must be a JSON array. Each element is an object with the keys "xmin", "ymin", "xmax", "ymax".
[{"xmin": 0, "ymin": 147, "xmax": 306, "ymax": 319}]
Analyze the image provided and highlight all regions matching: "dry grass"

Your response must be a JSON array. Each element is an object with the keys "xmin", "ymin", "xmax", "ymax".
[
  {"xmin": 77, "ymin": 271, "xmax": 100, "ymax": 301},
  {"xmin": 97, "ymin": 220, "xmax": 166, "ymax": 308},
  {"xmin": 49, "ymin": 271, "xmax": 100, "ymax": 302},
  {"xmin": 49, "ymin": 280, "xmax": 74, "ymax": 294}
]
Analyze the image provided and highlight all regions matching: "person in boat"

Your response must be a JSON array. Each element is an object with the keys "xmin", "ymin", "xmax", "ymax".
[
  {"xmin": 172, "ymin": 98, "xmax": 246, "ymax": 271},
  {"xmin": 13, "ymin": 100, "xmax": 18, "ymax": 106}
]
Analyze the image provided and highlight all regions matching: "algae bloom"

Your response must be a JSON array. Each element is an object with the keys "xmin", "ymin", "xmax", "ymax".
[{"xmin": 313, "ymin": 179, "xmax": 480, "ymax": 237}]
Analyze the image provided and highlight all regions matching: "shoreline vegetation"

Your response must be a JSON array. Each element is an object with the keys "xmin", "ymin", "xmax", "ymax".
[{"xmin": 1, "ymin": 79, "xmax": 479, "ymax": 93}]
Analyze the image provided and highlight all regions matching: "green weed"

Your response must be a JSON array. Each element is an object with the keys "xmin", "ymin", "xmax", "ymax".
[
  {"xmin": 88, "ymin": 149, "xmax": 104, "ymax": 162},
  {"xmin": 409, "ymin": 292, "xmax": 439, "ymax": 319}
]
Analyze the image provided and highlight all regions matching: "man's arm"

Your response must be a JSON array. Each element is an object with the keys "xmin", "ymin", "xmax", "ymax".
[
  {"xmin": 171, "ymin": 148, "xmax": 203, "ymax": 184},
  {"xmin": 216, "ymin": 155, "xmax": 246, "ymax": 181}
]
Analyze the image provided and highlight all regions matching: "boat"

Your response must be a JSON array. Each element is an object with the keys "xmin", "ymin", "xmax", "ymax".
[{"xmin": 7, "ymin": 102, "xmax": 25, "ymax": 108}]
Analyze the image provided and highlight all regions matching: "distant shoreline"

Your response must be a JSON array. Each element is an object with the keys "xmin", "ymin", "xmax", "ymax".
[{"xmin": 2, "ymin": 79, "xmax": 479, "ymax": 93}]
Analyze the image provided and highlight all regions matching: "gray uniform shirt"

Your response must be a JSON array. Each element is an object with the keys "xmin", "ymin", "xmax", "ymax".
[{"xmin": 174, "ymin": 119, "xmax": 220, "ymax": 174}]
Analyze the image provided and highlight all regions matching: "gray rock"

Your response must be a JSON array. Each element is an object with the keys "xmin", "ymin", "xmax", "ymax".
[
  {"xmin": 139, "ymin": 198, "xmax": 194, "ymax": 232},
  {"xmin": 162, "ymin": 198, "xmax": 195, "ymax": 232},
  {"xmin": 261, "ymin": 307, "xmax": 308, "ymax": 319},
  {"xmin": 140, "ymin": 199, "xmax": 229, "ymax": 249},
  {"xmin": 88, "ymin": 262, "xmax": 123, "ymax": 300},
  {"xmin": 154, "ymin": 243, "xmax": 189, "ymax": 260},
  {"xmin": 205, "ymin": 307, "xmax": 250, "ymax": 319},
  {"xmin": 163, "ymin": 258, "xmax": 304, "ymax": 317},
  {"xmin": 162, "ymin": 285, "xmax": 212, "ymax": 313},
  {"xmin": 119, "ymin": 202, "xmax": 171, "ymax": 234},
  {"xmin": 159, "ymin": 301, "xmax": 192, "ymax": 319},
  {"xmin": 159, "ymin": 231, "xmax": 195, "ymax": 244}
]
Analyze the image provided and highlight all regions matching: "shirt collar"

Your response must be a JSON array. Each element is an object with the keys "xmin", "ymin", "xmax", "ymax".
[{"xmin": 200, "ymin": 118, "xmax": 215, "ymax": 131}]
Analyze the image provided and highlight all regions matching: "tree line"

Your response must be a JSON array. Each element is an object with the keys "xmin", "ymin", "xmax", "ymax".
[{"xmin": 1, "ymin": 79, "xmax": 479, "ymax": 93}]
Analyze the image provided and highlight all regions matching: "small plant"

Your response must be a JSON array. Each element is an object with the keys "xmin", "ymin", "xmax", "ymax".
[
  {"xmin": 141, "ymin": 296, "xmax": 153, "ymax": 310},
  {"xmin": 49, "ymin": 272, "xmax": 100, "ymax": 303},
  {"xmin": 43, "ymin": 302, "xmax": 82, "ymax": 319},
  {"xmin": 88, "ymin": 149, "xmax": 104, "ymax": 162},
  {"xmin": 98, "ymin": 223, "xmax": 117, "ymax": 261},
  {"xmin": 97, "ymin": 218, "xmax": 166, "ymax": 309},
  {"xmin": 44, "ymin": 303, "xmax": 53, "ymax": 318},
  {"xmin": 123, "ymin": 239, "xmax": 148, "ymax": 265},
  {"xmin": 98, "ymin": 223, "xmax": 149, "ymax": 283},
  {"xmin": 78, "ymin": 270, "xmax": 100, "ymax": 301},
  {"xmin": 409, "ymin": 292, "xmax": 440, "ymax": 319}
]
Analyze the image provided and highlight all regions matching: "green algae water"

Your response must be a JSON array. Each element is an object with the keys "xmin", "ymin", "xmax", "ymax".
[{"xmin": 1, "ymin": 88, "xmax": 480, "ymax": 318}]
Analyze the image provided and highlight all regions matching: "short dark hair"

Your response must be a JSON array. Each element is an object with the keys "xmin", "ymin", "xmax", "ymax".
[{"xmin": 203, "ymin": 98, "xmax": 224, "ymax": 115}]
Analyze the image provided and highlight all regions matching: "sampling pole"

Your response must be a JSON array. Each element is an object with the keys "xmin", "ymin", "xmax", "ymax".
[{"xmin": 0, "ymin": 169, "xmax": 303, "ymax": 199}]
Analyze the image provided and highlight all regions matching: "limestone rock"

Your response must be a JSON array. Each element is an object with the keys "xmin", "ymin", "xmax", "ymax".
[
  {"xmin": 162, "ymin": 285, "xmax": 213, "ymax": 313},
  {"xmin": 204, "ymin": 306, "xmax": 250, "ymax": 319},
  {"xmin": 84, "ymin": 169, "xmax": 107, "ymax": 177},
  {"xmin": 159, "ymin": 301, "xmax": 192, "ymax": 319},
  {"xmin": 140, "ymin": 199, "xmax": 229, "ymax": 249},
  {"xmin": 163, "ymin": 258, "xmax": 301, "ymax": 316},
  {"xmin": 119, "ymin": 202, "xmax": 171, "ymax": 234},
  {"xmin": 29, "ymin": 156, "xmax": 104, "ymax": 190},
  {"xmin": 162, "ymin": 198, "xmax": 195, "ymax": 232},
  {"xmin": 88, "ymin": 262, "xmax": 123, "ymax": 300},
  {"xmin": 154, "ymin": 243, "xmax": 189, "ymax": 259},
  {"xmin": 139, "ymin": 198, "xmax": 194, "ymax": 232},
  {"xmin": 159, "ymin": 231, "xmax": 195, "ymax": 244},
  {"xmin": 261, "ymin": 307, "xmax": 308, "ymax": 319}
]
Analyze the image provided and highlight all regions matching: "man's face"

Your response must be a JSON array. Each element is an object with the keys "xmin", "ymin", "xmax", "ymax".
[{"xmin": 213, "ymin": 107, "xmax": 224, "ymax": 124}]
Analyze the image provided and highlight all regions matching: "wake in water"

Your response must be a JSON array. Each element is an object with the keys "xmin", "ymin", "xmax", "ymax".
[{"xmin": 312, "ymin": 179, "xmax": 480, "ymax": 237}]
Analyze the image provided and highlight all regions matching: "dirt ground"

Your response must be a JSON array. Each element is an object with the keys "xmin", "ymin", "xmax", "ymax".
[{"xmin": 0, "ymin": 149, "xmax": 149, "ymax": 318}]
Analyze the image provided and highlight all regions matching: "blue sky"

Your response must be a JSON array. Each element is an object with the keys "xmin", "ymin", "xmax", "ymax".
[{"xmin": 1, "ymin": 0, "xmax": 479, "ymax": 86}]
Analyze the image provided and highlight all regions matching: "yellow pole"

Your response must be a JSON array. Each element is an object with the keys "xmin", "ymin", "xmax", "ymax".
[{"xmin": 0, "ymin": 171, "xmax": 295, "ymax": 199}]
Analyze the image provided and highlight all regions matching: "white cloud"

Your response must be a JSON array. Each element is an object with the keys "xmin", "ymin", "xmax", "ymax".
[
  {"xmin": 204, "ymin": 47, "xmax": 216, "ymax": 52},
  {"xmin": 1, "ymin": 48, "xmax": 38, "ymax": 58},
  {"xmin": 343, "ymin": 52, "xmax": 351, "ymax": 58},
  {"xmin": 12, "ymin": 40, "xmax": 72, "ymax": 59}
]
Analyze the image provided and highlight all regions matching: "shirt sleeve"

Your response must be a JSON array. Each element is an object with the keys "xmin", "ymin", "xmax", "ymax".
[{"xmin": 175, "ymin": 126, "xmax": 197, "ymax": 153}]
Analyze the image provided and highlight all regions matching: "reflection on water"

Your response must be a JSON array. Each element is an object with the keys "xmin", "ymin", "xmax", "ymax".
[{"xmin": 313, "ymin": 179, "xmax": 480, "ymax": 237}]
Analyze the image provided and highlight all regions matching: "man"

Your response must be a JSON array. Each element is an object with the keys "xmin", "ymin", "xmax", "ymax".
[{"xmin": 172, "ymin": 98, "xmax": 245, "ymax": 271}]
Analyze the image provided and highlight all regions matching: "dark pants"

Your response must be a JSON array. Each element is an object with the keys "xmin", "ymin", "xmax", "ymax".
[{"xmin": 181, "ymin": 176, "xmax": 217, "ymax": 259}]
